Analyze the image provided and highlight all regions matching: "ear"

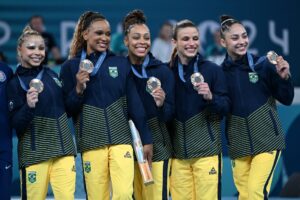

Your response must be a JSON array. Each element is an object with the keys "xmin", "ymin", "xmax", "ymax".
[
  {"xmin": 171, "ymin": 38, "xmax": 177, "ymax": 46},
  {"xmin": 17, "ymin": 46, "xmax": 21, "ymax": 58},
  {"xmin": 124, "ymin": 36, "xmax": 129, "ymax": 47},
  {"xmin": 82, "ymin": 29, "xmax": 89, "ymax": 41},
  {"xmin": 220, "ymin": 38, "xmax": 226, "ymax": 48}
]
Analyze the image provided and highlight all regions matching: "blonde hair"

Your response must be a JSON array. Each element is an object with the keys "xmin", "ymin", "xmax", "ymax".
[
  {"xmin": 17, "ymin": 25, "xmax": 42, "ymax": 47},
  {"xmin": 68, "ymin": 11, "xmax": 106, "ymax": 59}
]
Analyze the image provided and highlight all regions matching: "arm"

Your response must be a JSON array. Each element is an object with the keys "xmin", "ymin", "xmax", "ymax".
[
  {"xmin": 60, "ymin": 60, "xmax": 85, "ymax": 117},
  {"xmin": 154, "ymin": 68, "xmax": 175, "ymax": 122},
  {"xmin": 196, "ymin": 67, "xmax": 230, "ymax": 116},
  {"xmin": 258, "ymin": 58, "xmax": 294, "ymax": 105},
  {"xmin": 7, "ymin": 79, "xmax": 36, "ymax": 134}
]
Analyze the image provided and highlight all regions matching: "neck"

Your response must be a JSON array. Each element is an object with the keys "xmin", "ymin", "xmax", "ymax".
[
  {"xmin": 178, "ymin": 54, "xmax": 192, "ymax": 65},
  {"xmin": 228, "ymin": 52, "xmax": 243, "ymax": 61},
  {"xmin": 129, "ymin": 53, "xmax": 145, "ymax": 65}
]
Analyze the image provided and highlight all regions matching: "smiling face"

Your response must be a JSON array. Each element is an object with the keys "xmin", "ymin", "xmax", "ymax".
[
  {"xmin": 173, "ymin": 26, "xmax": 199, "ymax": 64},
  {"xmin": 83, "ymin": 19, "xmax": 111, "ymax": 54},
  {"xmin": 220, "ymin": 23, "xmax": 249, "ymax": 61},
  {"xmin": 124, "ymin": 24, "xmax": 151, "ymax": 64},
  {"xmin": 18, "ymin": 35, "xmax": 45, "ymax": 68}
]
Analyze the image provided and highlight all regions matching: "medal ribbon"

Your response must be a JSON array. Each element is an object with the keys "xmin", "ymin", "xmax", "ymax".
[
  {"xmin": 247, "ymin": 52, "xmax": 266, "ymax": 72},
  {"xmin": 131, "ymin": 55, "xmax": 150, "ymax": 79},
  {"xmin": 17, "ymin": 65, "xmax": 45, "ymax": 92},
  {"xmin": 80, "ymin": 50, "xmax": 107, "ymax": 76},
  {"xmin": 178, "ymin": 55, "xmax": 199, "ymax": 82}
]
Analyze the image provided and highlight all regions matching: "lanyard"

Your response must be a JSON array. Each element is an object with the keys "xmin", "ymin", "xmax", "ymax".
[
  {"xmin": 131, "ymin": 55, "xmax": 150, "ymax": 79},
  {"xmin": 178, "ymin": 55, "xmax": 199, "ymax": 82},
  {"xmin": 17, "ymin": 66, "xmax": 44, "ymax": 92},
  {"xmin": 80, "ymin": 50, "xmax": 107, "ymax": 76},
  {"xmin": 247, "ymin": 52, "xmax": 266, "ymax": 72}
]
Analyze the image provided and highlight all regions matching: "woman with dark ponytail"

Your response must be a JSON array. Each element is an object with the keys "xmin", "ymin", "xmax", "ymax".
[
  {"xmin": 7, "ymin": 26, "xmax": 76, "ymax": 200},
  {"xmin": 219, "ymin": 15, "xmax": 294, "ymax": 200},
  {"xmin": 123, "ymin": 9, "xmax": 174, "ymax": 200},
  {"xmin": 60, "ymin": 11, "xmax": 153, "ymax": 200},
  {"xmin": 169, "ymin": 19, "xmax": 230, "ymax": 200}
]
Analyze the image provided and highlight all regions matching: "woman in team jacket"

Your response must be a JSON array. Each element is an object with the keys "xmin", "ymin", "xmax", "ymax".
[
  {"xmin": 7, "ymin": 26, "xmax": 76, "ymax": 200},
  {"xmin": 219, "ymin": 15, "xmax": 294, "ymax": 200},
  {"xmin": 169, "ymin": 19, "xmax": 230, "ymax": 200},
  {"xmin": 60, "ymin": 11, "xmax": 153, "ymax": 200},
  {"xmin": 123, "ymin": 10, "xmax": 174, "ymax": 200}
]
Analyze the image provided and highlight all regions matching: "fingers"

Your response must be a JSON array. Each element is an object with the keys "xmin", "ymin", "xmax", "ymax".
[
  {"xmin": 276, "ymin": 56, "xmax": 290, "ymax": 79},
  {"xmin": 143, "ymin": 144, "xmax": 153, "ymax": 167},
  {"xmin": 194, "ymin": 82, "xmax": 213, "ymax": 100},
  {"xmin": 76, "ymin": 70, "xmax": 90, "ymax": 84},
  {"xmin": 27, "ymin": 88, "xmax": 39, "ymax": 108},
  {"xmin": 151, "ymin": 88, "xmax": 165, "ymax": 107},
  {"xmin": 76, "ymin": 70, "xmax": 90, "ymax": 94}
]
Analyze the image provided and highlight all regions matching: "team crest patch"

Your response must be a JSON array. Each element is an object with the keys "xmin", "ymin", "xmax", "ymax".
[
  {"xmin": 53, "ymin": 77, "xmax": 62, "ymax": 87},
  {"xmin": 84, "ymin": 161, "xmax": 91, "ymax": 173},
  {"xmin": 109, "ymin": 66, "xmax": 118, "ymax": 78},
  {"xmin": 0, "ymin": 71, "xmax": 6, "ymax": 82},
  {"xmin": 248, "ymin": 72, "xmax": 259, "ymax": 83},
  {"xmin": 28, "ymin": 171, "xmax": 36, "ymax": 183}
]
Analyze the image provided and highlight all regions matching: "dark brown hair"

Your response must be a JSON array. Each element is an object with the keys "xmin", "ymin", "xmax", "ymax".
[
  {"xmin": 219, "ymin": 15, "xmax": 242, "ymax": 39},
  {"xmin": 122, "ymin": 9, "xmax": 147, "ymax": 36}
]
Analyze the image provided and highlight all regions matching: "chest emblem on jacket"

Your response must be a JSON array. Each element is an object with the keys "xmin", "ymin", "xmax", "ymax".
[
  {"xmin": 248, "ymin": 72, "xmax": 259, "ymax": 83},
  {"xmin": 0, "ymin": 71, "xmax": 6, "ymax": 82},
  {"xmin": 109, "ymin": 66, "xmax": 118, "ymax": 78}
]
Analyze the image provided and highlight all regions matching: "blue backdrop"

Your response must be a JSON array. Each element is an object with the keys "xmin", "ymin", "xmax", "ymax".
[
  {"xmin": 0, "ymin": 0, "xmax": 300, "ymax": 85},
  {"xmin": 2, "ymin": 0, "xmax": 300, "ymax": 197}
]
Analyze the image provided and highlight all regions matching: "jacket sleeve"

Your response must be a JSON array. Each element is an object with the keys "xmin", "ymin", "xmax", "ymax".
[
  {"xmin": 7, "ymin": 78, "xmax": 35, "ymax": 135},
  {"xmin": 206, "ymin": 66, "xmax": 231, "ymax": 116},
  {"xmin": 256, "ymin": 61, "xmax": 294, "ymax": 105},
  {"xmin": 60, "ymin": 60, "xmax": 84, "ymax": 117},
  {"xmin": 126, "ymin": 72, "xmax": 153, "ymax": 145},
  {"xmin": 157, "ymin": 67, "xmax": 175, "ymax": 122},
  {"xmin": 267, "ymin": 64, "xmax": 294, "ymax": 105}
]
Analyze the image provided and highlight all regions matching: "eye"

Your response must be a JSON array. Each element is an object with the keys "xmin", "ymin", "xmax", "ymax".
[
  {"xmin": 182, "ymin": 36, "xmax": 189, "ymax": 41},
  {"xmin": 144, "ymin": 35, "xmax": 150, "ymax": 40},
  {"xmin": 38, "ymin": 46, "xmax": 45, "ymax": 51},
  {"xmin": 27, "ymin": 46, "xmax": 36, "ymax": 50},
  {"xmin": 193, "ymin": 36, "xmax": 199, "ymax": 41},
  {"xmin": 105, "ymin": 32, "xmax": 111, "ymax": 37}
]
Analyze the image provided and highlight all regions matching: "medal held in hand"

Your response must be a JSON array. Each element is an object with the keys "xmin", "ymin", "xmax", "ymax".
[
  {"xmin": 29, "ymin": 79, "xmax": 44, "ymax": 93},
  {"xmin": 266, "ymin": 51, "xmax": 278, "ymax": 65},
  {"xmin": 146, "ymin": 77, "xmax": 161, "ymax": 93},
  {"xmin": 80, "ymin": 59, "xmax": 94, "ymax": 73},
  {"xmin": 190, "ymin": 72, "xmax": 204, "ymax": 90}
]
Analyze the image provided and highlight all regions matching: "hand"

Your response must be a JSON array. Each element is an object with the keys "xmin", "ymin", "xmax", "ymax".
[
  {"xmin": 151, "ymin": 88, "xmax": 166, "ymax": 107},
  {"xmin": 76, "ymin": 69, "xmax": 90, "ymax": 95},
  {"xmin": 143, "ymin": 144, "xmax": 153, "ymax": 167},
  {"xmin": 275, "ymin": 56, "xmax": 291, "ymax": 80},
  {"xmin": 27, "ymin": 87, "xmax": 39, "ymax": 108},
  {"xmin": 194, "ymin": 82, "xmax": 213, "ymax": 100}
]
